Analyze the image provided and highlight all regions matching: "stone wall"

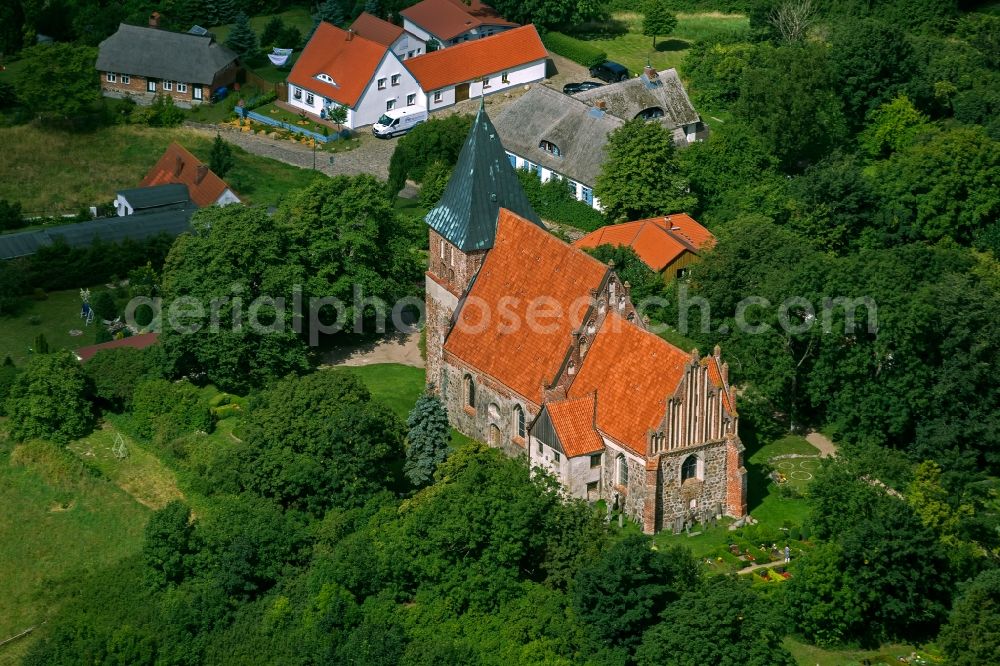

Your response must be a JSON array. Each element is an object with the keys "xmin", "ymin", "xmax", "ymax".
[
  {"xmin": 601, "ymin": 440, "xmax": 648, "ymax": 527},
  {"xmin": 653, "ymin": 438, "xmax": 732, "ymax": 533},
  {"xmin": 440, "ymin": 354, "xmax": 537, "ymax": 458}
]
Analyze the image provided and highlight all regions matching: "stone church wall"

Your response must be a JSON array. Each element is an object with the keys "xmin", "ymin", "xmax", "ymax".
[
  {"xmin": 601, "ymin": 439, "xmax": 648, "ymax": 528},
  {"xmin": 439, "ymin": 355, "xmax": 537, "ymax": 458},
  {"xmin": 654, "ymin": 439, "xmax": 731, "ymax": 533}
]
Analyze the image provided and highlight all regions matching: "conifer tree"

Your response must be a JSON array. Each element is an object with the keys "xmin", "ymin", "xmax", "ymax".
[
  {"xmin": 225, "ymin": 12, "xmax": 259, "ymax": 60},
  {"xmin": 209, "ymin": 134, "xmax": 234, "ymax": 178},
  {"xmin": 404, "ymin": 391, "xmax": 450, "ymax": 486},
  {"xmin": 316, "ymin": 0, "xmax": 346, "ymax": 27}
]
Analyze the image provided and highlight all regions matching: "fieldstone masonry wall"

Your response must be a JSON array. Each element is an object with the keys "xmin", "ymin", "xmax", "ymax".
[{"xmin": 439, "ymin": 355, "xmax": 537, "ymax": 458}]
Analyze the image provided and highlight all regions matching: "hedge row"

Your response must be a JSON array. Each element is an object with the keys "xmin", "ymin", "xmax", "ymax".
[{"xmin": 541, "ymin": 31, "xmax": 607, "ymax": 69}]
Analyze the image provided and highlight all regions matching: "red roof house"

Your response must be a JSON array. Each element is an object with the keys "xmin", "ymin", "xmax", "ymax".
[
  {"xmin": 141, "ymin": 143, "xmax": 239, "ymax": 208},
  {"xmin": 573, "ymin": 213, "xmax": 715, "ymax": 278},
  {"xmin": 405, "ymin": 25, "xmax": 548, "ymax": 109},
  {"xmin": 401, "ymin": 0, "xmax": 517, "ymax": 46}
]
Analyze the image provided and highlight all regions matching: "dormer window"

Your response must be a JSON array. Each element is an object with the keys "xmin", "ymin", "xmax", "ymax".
[
  {"xmin": 316, "ymin": 73, "xmax": 336, "ymax": 85},
  {"xmin": 539, "ymin": 140, "xmax": 561, "ymax": 157}
]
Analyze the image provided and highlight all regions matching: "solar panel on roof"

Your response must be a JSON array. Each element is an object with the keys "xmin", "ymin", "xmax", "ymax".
[{"xmin": 188, "ymin": 25, "xmax": 208, "ymax": 35}]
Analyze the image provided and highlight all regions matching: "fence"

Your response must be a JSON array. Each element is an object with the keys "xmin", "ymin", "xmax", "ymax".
[{"xmin": 240, "ymin": 110, "xmax": 331, "ymax": 143}]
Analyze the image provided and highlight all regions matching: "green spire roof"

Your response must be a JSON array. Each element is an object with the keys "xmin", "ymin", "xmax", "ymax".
[{"xmin": 425, "ymin": 101, "xmax": 543, "ymax": 251}]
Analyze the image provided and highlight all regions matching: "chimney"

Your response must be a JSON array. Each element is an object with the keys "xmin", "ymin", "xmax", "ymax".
[
  {"xmin": 149, "ymin": 11, "xmax": 161, "ymax": 28},
  {"xmin": 346, "ymin": 29, "xmax": 354, "ymax": 41},
  {"xmin": 174, "ymin": 155, "xmax": 184, "ymax": 177},
  {"xmin": 643, "ymin": 65, "xmax": 658, "ymax": 80},
  {"xmin": 195, "ymin": 164, "xmax": 208, "ymax": 184}
]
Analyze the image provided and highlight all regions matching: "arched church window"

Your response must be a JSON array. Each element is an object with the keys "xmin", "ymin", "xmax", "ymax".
[
  {"xmin": 464, "ymin": 374, "xmax": 476, "ymax": 409},
  {"xmin": 513, "ymin": 404, "xmax": 526, "ymax": 439},
  {"xmin": 681, "ymin": 455, "xmax": 700, "ymax": 482},
  {"xmin": 617, "ymin": 454, "xmax": 628, "ymax": 486}
]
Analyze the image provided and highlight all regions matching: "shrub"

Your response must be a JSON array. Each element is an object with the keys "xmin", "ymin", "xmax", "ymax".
[
  {"xmin": 130, "ymin": 378, "xmax": 213, "ymax": 445},
  {"xmin": 0, "ymin": 198, "xmax": 24, "ymax": 230},
  {"xmin": 143, "ymin": 94, "xmax": 185, "ymax": 127},
  {"xmin": 6, "ymin": 352, "xmax": 94, "ymax": 444},
  {"xmin": 541, "ymin": 31, "xmax": 607, "ymax": 69},
  {"xmin": 516, "ymin": 169, "xmax": 607, "ymax": 231}
]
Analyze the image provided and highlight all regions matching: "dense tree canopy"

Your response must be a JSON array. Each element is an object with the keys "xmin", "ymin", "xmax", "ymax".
[
  {"xmin": 14, "ymin": 43, "xmax": 99, "ymax": 122},
  {"xmin": 236, "ymin": 370, "xmax": 404, "ymax": 515},
  {"xmin": 5, "ymin": 352, "xmax": 93, "ymax": 444},
  {"xmin": 595, "ymin": 119, "xmax": 696, "ymax": 222}
]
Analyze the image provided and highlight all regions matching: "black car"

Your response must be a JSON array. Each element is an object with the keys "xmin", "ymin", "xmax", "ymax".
[
  {"xmin": 588, "ymin": 61, "xmax": 629, "ymax": 83},
  {"xmin": 563, "ymin": 81, "xmax": 604, "ymax": 95}
]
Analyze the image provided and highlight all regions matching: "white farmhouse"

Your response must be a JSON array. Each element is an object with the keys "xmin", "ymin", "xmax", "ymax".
[
  {"xmin": 286, "ymin": 21, "xmax": 423, "ymax": 129},
  {"xmin": 493, "ymin": 85, "xmax": 623, "ymax": 210},
  {"xmin": 405, "ymin": 25, "xmax": 548, "ymax": 112}
]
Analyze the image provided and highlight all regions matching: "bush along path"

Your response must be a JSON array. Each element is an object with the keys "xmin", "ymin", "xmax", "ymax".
[{"xmin": 184, "ymin": 121, "xmax": 394, "ymax": 180}]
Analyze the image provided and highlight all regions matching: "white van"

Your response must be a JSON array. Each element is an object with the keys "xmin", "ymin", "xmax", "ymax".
[{"xmin": 372, "ymin": 107, "xmax": 428, "ymax": 138}]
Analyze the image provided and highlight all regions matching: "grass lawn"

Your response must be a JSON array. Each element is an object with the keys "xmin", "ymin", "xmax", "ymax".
[
  {"xmin": 783, "ymin": 637, "xmax": 942, "ymax": 666},
  {"xmin": 0, "ymin": 286, "xmax": 103, "ymax": 366},
  {"xmin": 342, "ymin": 363, "xmax": 425, "ymax": 419},
  {"xmin": 0, "ymin": 124, "xmax": 325, "ymax": 214},
  {"xmin": 0, "ymin": 437, "xmax": 148, "ymax": 661},
  {"xmin": 578, "ymin": 11, "xmax": 749, "ymax": 77},
  {"xmin": 67, "ymin": 424, "xmax": 185, "ymax": 510}
]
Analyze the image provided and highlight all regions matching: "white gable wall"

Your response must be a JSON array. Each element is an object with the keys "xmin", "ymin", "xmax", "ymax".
[
  {"xmin": 390, "ymin": 32, "xmax": 427, "ymax": 59},
  {"xmin": 402, "ymin": 19, "xmax": 433, "ymax": 44},
  {"xmin": 215, "ymin": 189, "xmax": 241, "ymax": 206},
  {"xmin": 354, "ymin": 51, "xmax": 423, "ymax": 127}
]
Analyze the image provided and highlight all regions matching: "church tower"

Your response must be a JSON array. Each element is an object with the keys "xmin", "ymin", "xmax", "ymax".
[{"xmin": 424, "ymin": 101, "xmax": 543, "ymax": 391}]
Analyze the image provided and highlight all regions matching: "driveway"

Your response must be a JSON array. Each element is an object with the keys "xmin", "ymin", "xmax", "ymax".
[{"xmin": 184, "ymin": 49, "xmax": 589, "ymax": 182}]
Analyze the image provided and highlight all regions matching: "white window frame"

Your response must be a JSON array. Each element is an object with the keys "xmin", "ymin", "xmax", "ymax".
[
  {"xmin": 121, "ymin": 74, "xmax": 130, "ymax": 84},
  {"xmin": 147, "ymin": 79, "xmax": 157, "ymax": 92},
  {"xmin": 377, "ymin": 78, "xmax": 387, "ymax": 90},
  {"xmin": 177, "ymin": 82, "xmax": 187, "ymax": 93},
  {"xmin": 306, "ymin": 92, "xmax": 315, "ymax": 105},
  {"xmin": 406, "ymin": 93, "xmax": 416, "ymax": 106},
  {"xmin": 193, "ymin": 85, "xmax": 203, "ymax": 100},
  {"xmin": 292, "ymin": 87, "xmax": 302, "ymax": 100},
  {"xmin": 163, "ymin": 80, "xmax": 173, "ymax": 91},
  {"xmin": 106, "ymin": 72, "xmax": 116, "ymax": 83},
  {"xmin": 391, "ymin": 74, "xmax": 401, "ymax": 86},
  {"xmin": 501, "ymin": 71, "xmax": 509, "ymax": 84},
  {"xmin": 386, "ymin": 99, "xmax": 396, "ymax": 111},
  {"xmin": 433, "ymin": 91, "xmax": 442, "ymax": 103}
]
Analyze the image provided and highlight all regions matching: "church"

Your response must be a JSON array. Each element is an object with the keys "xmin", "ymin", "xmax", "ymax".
[{"xmin": 424, "ymin": 102, "xmax": 747, "ymax": 533}]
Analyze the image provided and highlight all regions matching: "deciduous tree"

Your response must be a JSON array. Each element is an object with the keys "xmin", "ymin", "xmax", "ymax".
[
  {"xmin": 595, "ymin": 119, "xmax": 696, "ymax": 222},
  {"xmin": 6, "ymin": 351, "xmax": 94, "ymax": 444},
  {"xmin": 939, "ymin": 568, "xmax": 1000, "ymax": 666},
  {"xmin": 14, "ymin": 43, "xmax": 99, "ymax": 122},
  {"xmin": 642, "ymin": 0, "xmax": 677, "ymax": 49}
]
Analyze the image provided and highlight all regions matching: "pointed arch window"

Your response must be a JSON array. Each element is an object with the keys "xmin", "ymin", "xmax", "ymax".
[
  {"xmin": 617, "ymin": 454, "xmax": 629, "ymax": 486},
  {"xmin": 681, "ymin": 455, "xmax": 700, "ymax": 482},
  {"xmin": 513, "ymin": 404, "xmax": 526, "ymax": 439},
  {"xmin": 464, "ymin": 374, "xmax": 476, "ymax": 409}
]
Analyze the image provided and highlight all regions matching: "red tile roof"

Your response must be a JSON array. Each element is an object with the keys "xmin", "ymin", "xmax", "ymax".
[
  {"xmin": 547, "ymin": 392, "xmax": 604, "ymax": 457},
  {"xmin": 568, "ymin": 313, "xmax": 691, "ymax": 456},
  {"xmin": 287, "ymin": 21, "xmax": 389, "ymax": 107},
  {"xmin": 401, "ymin": 0, "xmax": 516, "ymax": 41},
  {"xmin": 75, "ymin": 332, "xmax": 159, "ymax": 362},
  {"xmin": 405, "ymin": 25, "xmax": 547, "ymax": 92},
  {"xmin": 349, "ymin": 12, "xmax": 405, "ymax": 47},
  {"xmin": 704, "ymin": 355, "xmax": 734, "ymax": 414},
  {"xmin": 444, "ymin": 208, "xmax": 608, "ymax": 405},
  {"xmin": 140, "ymin": 143, "xmax": 232, "ymax": 208},
  {"xmin": 573, "ymin": 214, "xmax": 714, "ymax": 273}
]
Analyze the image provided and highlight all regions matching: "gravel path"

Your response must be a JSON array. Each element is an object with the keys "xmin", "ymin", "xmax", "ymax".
[
  {"xmin": 185, "ymin": 120, "xmax": 396, "ymax": 179},
  {"xmin": 321, "ymin": 331, "xmax": 424, "ymax": 368},
  {"xmin": 805, "ymin": 431, "xmax": 838, "ymax": 458}
]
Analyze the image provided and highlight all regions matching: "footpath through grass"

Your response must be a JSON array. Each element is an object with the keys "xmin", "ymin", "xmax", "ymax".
[
  {"xmin": 0, "ymin": 437, "xmax": 149, "ymax": 661},
  {"xmin": 0, "ymin": 124, "xmax": 325, "ymax": 214}
]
